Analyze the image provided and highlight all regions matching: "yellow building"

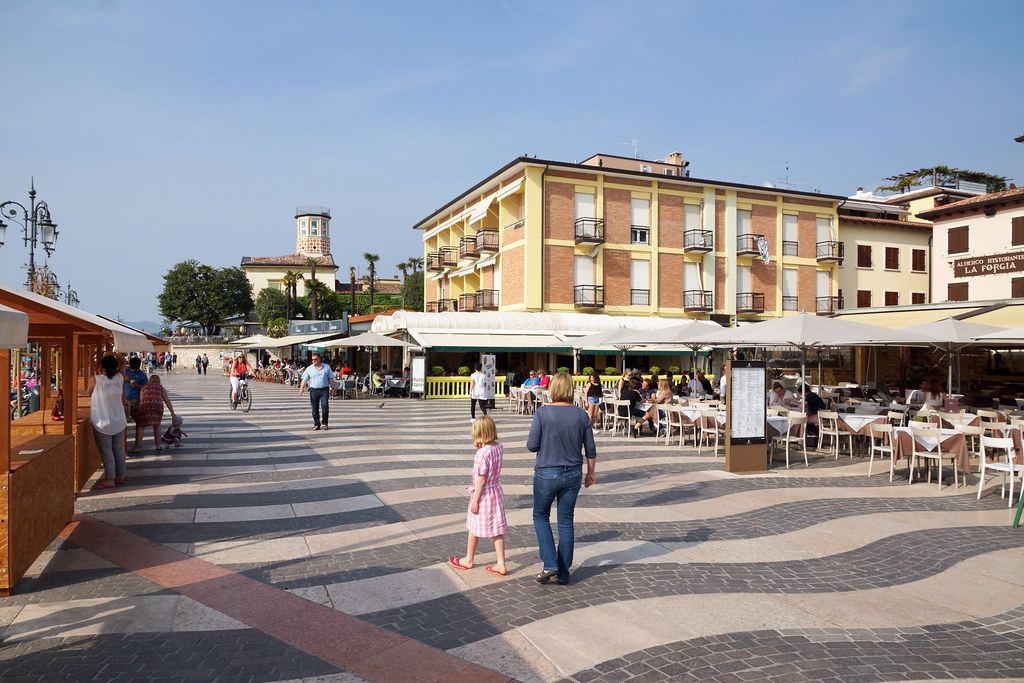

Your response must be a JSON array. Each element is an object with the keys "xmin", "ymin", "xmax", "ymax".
[
  {"xmin": 414, "ymin": 154, "xmax": 845, "ymax": 322},
  {"xmin": 241, "ymin": 206, "xmax": 338, "ymax": 297}
]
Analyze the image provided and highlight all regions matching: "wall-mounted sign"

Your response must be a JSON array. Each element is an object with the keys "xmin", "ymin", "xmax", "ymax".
[{"xmin": 953, "ymin": 252, "xmax": 1024, "ymax": 278}]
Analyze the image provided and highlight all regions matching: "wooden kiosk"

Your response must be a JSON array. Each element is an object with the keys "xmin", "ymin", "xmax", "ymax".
[
  {"xmin": 0, "ymin": 285, "xmax": 151, "ymax": 594},
  {"xmin": 724, "ymin": 359, "xmax": 769, "ymax": 473}
]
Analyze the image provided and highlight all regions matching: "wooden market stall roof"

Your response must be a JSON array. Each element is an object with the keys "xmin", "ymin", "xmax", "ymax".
[
  {"xmin": 97, "ymin": 315, "xmax": 169, "ymax": 352},
  {"xmin": 0, "ymin": 284, "xmax": 152, "ymax": 352}
]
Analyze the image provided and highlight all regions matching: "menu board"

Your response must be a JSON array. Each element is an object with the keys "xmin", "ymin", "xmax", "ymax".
[
  {"xmin": 729, "ymin": 361, "xmax": 766, "ymax": 443},
  {"xmin": 410, "ymin": 356, "xmax": 426, "ymax": 395}
]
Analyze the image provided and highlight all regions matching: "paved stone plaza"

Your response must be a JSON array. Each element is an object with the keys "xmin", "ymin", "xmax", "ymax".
[{"xmin": 2, "ymin": 372, "xmax": 1023, "ymax": 682}]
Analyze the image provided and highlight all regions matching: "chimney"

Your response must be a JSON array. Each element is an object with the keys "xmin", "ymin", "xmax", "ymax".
[{"xmin": 667, "ymin": 152, "xmax": 683, "ymax": 166}]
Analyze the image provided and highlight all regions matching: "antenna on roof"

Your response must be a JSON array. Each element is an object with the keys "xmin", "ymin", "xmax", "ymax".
[
  {"xmin": 774, "ymin": 161, "xmax": 797, "ymax": 189},
  {"xmin": 621, "ymin": 139, "xmax": 639, "ymax": 159}
]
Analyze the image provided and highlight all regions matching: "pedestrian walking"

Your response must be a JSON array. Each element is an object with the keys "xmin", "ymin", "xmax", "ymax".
[
  {"xmin": 87, "ymin": 355, "xmax": 129, "ymax": 490},
  {"xmin": 448, "ymin": 416, "xmax": 507, "ymax": 576},
  {"xmin": 298, "ymin": 352, "xmax": 335, "ymax": 430},
  {"xmin": 469, "ymin": 362, "xmax": 488, "ymax": 418},
  {"xmin": 527, "ymin": 372, "xmax": 596, "ymax": 585},
  {"xmin": 195, "ymin": 356, "xmax": 203, "ymax": 375},
  {"xmin": 133, "ymin": 374, "xmax": 176, "ymax": 453},
  {"xmin": 201, "ymin": 354, "xmax": 209, "ymax": 375}
]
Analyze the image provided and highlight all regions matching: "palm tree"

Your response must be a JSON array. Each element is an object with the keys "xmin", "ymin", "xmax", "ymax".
[
  {"xmin": 281, "ymin": 270, "xmax": 300, "ymax": 321},
  {"xmin": 349, "ymin": 266, "xmax": 357, "ymax": 316},
  {"xmin": 305, "ymin": 257, "xmax": 321, "ymax": 320},
  {"xmin": 407, "ymin": 256, "xmax": 423, "ymax": 273},
  {"xmin": 397, "ymin": 261, "xmax": 408, "ymax": 281},
  {"xmin": 363, "ymin": 252, "xmax": 379, "ymax": 312}
]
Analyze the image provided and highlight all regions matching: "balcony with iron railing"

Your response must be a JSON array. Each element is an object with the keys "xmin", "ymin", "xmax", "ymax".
[
  {"xmin": 683, "ymin": 289, "xmax": 713, "ymax": 311},
  {"xmin": 476, "ymin": 289, "xmax": 499, "ymax": 310},
  {"xmin": 736, "ymin": 291, "xmax": 765, "ymax": 314},
  {"xmin": 683, "ymin": 229, "xmax": 713, "ymax": 253},
  {"xmin": 737, "ymin": 233, "xmax": 765, "ymax": 256},
  {"xmin": 815, "ymin": 295, "xmax": 844, "ymax": 315},
  {"xmin": 439, "ymin": 246, "xmax": 458, "ymax": 268},
  {"xmin": 426, "ymin": 251, "xmax": 443, "ymax": 271},
  {"xmin": 574, "ymin": 284, "xmax": 604, "ymax": 308},
  {"xmin": 782, "ymin": 295, "xmax": 798, "ymax": 311},
  {"xmin": 574, "ymin": 217, "xmax": 604, "ymax": 245},
  {"xmin": 476, "ymin": 228, "xmax": 499, "ymax": 252},
  {"xmin": 459, "ymin": 236, "xmax": 479, "ymax": 260},
  {"xmin": 458, "ymin": 292, "xmax": 478, "ymax": 312},
  {"xmin": 426, "ymin": 299, "xmax": 458, "ymax": 313},
  {"xmin": 816, "ymin": 240, "xmax": 844, "ymax": 263},
  {"xmin": 630, "ymin": 289, "xmax": 650, "ymax": 306},
  {"xmin": 782, "ymin": 241, "xmax": 799, "ymax": 256}
]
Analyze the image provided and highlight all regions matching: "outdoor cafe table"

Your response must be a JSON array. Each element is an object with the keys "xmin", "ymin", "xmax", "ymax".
[
  {"xmin": 929, "ymin": 412, "xmax": 981, "ymax": 429},
  {"xmin": 766, "ymin": 416, "xmax": 790, "ymax": 438},
  {"xmin": 893, "ymin": 426, "xmax": 970, "ymax": 474},
  {"xmin": 385, "ymin": 378, "xmax": 407, "ymax": 391},
  {"xmin": 837, "ymin": 413, "xmax": 886, "ymax": 436}
]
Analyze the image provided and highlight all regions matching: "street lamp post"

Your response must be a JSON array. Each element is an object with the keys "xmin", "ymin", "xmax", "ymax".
[
  {"xmin": 65, "ymin": 281, "xmax": 79, "ymax": 308},
  {"xmin": 0, "ymin": 179, "xmax": 59, "ymax": 293}
]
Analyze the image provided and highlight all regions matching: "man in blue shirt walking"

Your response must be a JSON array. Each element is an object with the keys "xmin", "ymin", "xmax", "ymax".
[
  {"xmin": 124, "ymin": 356, "xmax": 148, "ymax": 453},
  {"xmin": 298, "ymin": 353, "xmax": 335, "ymax": 431}
]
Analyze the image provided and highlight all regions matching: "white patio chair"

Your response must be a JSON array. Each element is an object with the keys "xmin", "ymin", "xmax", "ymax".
[
  {"xmin": 606, "ymin": 399, "xmax": 631, "ymax": 436},
  {"xmin": 771, "ymin": 413, "xmax": 807, "ymax": 468},
  {"xmin": 909, "ymin": 423, "xmax": 960, "ymax": 490},
  {"xmin": 978, "ymin": 435, "xmax": 1024, "ymax": 506},
  {"xmin": 697, "ymin": 409, "xmax": 724, "ymax": 456},
  {"xmin": 867, "ymin": 422, "xmax": 895, "ymax": 480}
]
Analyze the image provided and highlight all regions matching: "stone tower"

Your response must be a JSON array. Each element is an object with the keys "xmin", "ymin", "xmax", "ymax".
[{"xmin": 295, "ymin": 206, "xmax": 331, "ymax": 256}]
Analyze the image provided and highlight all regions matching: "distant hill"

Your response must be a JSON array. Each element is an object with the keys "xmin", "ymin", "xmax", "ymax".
[{"xmin": 124, "ymin": 320, "xmax": 164, "ymax": 335}]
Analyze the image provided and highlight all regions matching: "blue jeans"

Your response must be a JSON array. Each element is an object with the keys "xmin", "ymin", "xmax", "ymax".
[
  {"xmin": 533, "ymin": 466, "xmax": 582, "ymax": 582},
  {"xmin": 309, "ymin": 387, "xmax": 330, "ymax": 427}
]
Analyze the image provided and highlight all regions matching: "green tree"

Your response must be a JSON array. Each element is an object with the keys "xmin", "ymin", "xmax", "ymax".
[
  {"xmin": 281, "ymin": 270, "xmax": 301, "ymax": 321},
  {"xmin": 267, "ymin": 317, "xmax": 288, "ymax": 338},
  {"xmin": 877, "ymin": 166, "xmax": 1008, "ymax": 194},
  {"xmin": 157, "ymin": 260, "xmax": 253, "ymax": 334},
  {"xmin": 255, "ymin": 287, "xmax": 287, "ymax": 327},
  {"xmin": 305, "ymin": 257, "xmax": 321, "ymax": 320},
  {"xmin": 402, "ymin": 270, "xmax": 424, "ymax": 311},
  {"xmin": 397, "ymin": 261, "xmax": 408, "ymax": 281},
  {"xmin": 364, "ymin": 252, "xmax": 379, "ymax": 311},
  {"xmin": 407, "ymin": 256, "xmax": 423, "ymax": 273},
  {"xmin": 306, "ymin": 279, "xmax": 335, "ymax": 319}
]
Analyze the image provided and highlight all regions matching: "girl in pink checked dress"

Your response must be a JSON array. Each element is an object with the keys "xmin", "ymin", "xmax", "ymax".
[{"xmin": 449, "ymin": 415, "xmax": 507, "ymax": 576}]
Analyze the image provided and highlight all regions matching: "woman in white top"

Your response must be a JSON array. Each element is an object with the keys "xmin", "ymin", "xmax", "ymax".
[
  {"xmin": 87, "ymin": 354, "xmax": 129, "ymax": 490},
  {"xmin": 469, "ymin": 362, "xmax": 489, "ymax": 419}
]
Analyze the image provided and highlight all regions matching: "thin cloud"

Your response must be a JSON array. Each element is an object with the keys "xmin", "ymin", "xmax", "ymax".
[{"xmin": 845, "ymin": 47, "xmax": 911, "ymax": 93}]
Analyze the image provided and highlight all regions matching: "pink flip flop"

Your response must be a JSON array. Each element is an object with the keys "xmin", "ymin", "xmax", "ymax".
[
  {"xmin": 486, "ymin": 566, "xmax": 506, "ymax": 576},
  {"xmin": 448, "ymin": 557, "xmax": 470, "ymax": 570}
]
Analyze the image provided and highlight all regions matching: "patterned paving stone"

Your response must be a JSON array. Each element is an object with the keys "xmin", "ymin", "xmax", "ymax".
[
  {"xmin": 558, "ymin": 607, "xmax": 1024, "ymax": 682},
  {"xmin": 0, "ymin": 629, "xmax": 346, "ymax": 681}
]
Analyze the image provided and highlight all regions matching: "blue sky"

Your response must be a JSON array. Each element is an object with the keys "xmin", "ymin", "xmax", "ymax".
[{"xmin": 1, "ymin": 0, "xmax": 1021, "ymax": 324}]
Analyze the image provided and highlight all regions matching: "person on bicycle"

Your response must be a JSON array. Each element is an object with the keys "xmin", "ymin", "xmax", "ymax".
[{"xmin": 230, "ymin": 354, "xmax": 253, "ymax": 406}]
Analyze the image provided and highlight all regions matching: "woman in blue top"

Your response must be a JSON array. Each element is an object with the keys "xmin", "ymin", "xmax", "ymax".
[{"xmin": 527, "ymin": 372, "xmax": 596, "ymax": 585}]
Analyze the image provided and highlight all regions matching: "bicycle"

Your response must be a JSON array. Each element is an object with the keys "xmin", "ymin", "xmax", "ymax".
[{"xmin": 230, "ymin": 375, "xmax": 252, "ymax": 412}]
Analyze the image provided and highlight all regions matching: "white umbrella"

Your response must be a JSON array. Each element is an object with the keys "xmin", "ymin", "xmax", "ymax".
[
  {"xmin": 690, "ymin": 312, "xmax": 934, "ymax": 411},
  {"xmin": 616, "ymin": 320, "xmax": 723, "ymax": 374},
  {"xmin": 569, "ymin": 327, "xmax": 643, "ymax": 370},
  {"xmin": 973, "ymin": 325, "xmax": 1024, "ymax": 343},
  {"xmin": 901, "ymin": 317, "xmax": 1005, "ymax": 394}
]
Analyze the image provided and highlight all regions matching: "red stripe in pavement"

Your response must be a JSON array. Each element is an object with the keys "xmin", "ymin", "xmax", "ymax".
[{"xmin": 61, "ymin": 514, "xmax": 514, "ymax": 683}]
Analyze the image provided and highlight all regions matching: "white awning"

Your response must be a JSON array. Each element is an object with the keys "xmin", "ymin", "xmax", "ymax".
[
  {"xmin": 409, "ymin": 330, "xmax": 570, "ymax": 351},
  {"xmin": 466, "ymin": 194, "xmax": 496, "ymax": 224},
  {"xmin": 240, "ymin": 332, "xmax": 342, "ymax": 348},
  {"xmin": 496, "ymin": 177, "xmax": 524, "ymax": 201},
  {"xmin": 427, "ymin": 269, "xmax": 449, "ymax": 281},
  {"xmin": 450, "ymin": 264, "xmax": 477, "ymax": 278},
  {"xmin": 0, "ymin": 305, "xmax": 29, "ymax": 349},
  {"xmin": 475, "ymin": 256, "xmax": 497, "ymax": 270},
  {"xmin": 0, "ymin": 284, "xmax": 152, "ymax": 352}
]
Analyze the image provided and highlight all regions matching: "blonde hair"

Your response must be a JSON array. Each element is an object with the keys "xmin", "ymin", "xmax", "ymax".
[
  {"xmin": 148, "ymin": 374, "xmax": 161, "ymax": 385},
  {"xmin": 659, "ymin": 379, "xmax": 670, "ymax": 392},
  {"xmin": 471, "ymin": 415, "xmax": 498, "ymax": 443},
  {"xmin": 549, "ymin": 372, "xmax": 574, "ymax": 403}
]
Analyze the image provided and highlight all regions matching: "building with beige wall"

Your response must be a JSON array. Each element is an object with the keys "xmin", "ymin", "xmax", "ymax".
[
  {"xmin": 836, "ymin": 190, "xmax": 932, "ymax": 309},
  {"xmin": 918, "ymin": 186, "xmax": 1024, "ymax": 302},
  {"xmin": 241, "ymin": 206, "xmax": 338, "ymax": 297},
  {"xmin": 414, "ymin": 154, "xmax": 845, "ymax": 323}
]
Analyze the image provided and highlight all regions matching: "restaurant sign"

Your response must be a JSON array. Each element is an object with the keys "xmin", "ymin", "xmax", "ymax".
[{"xmin": 953, "ymin": 252, "xmax": 1024, "ymax": 278}]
